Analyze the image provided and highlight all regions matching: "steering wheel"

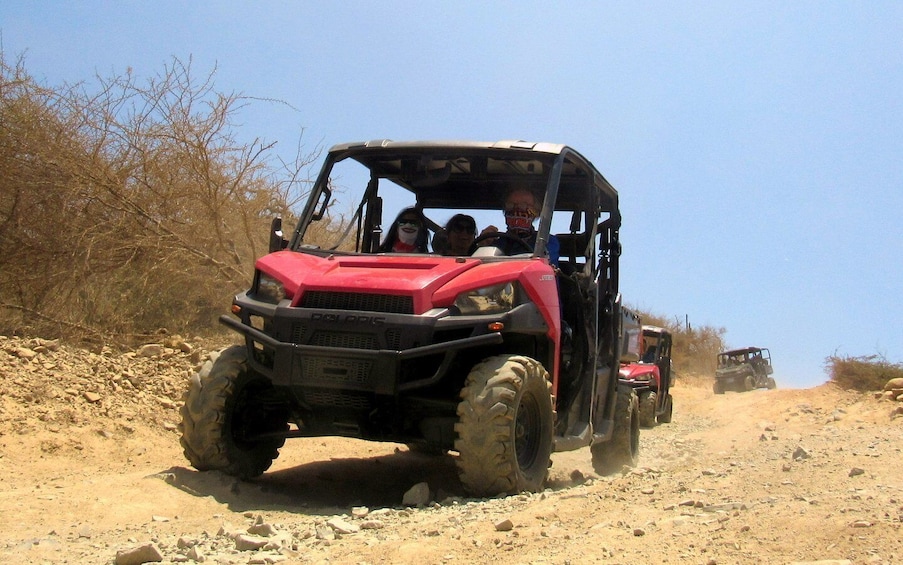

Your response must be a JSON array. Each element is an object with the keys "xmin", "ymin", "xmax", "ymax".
[{"xmin": 470, "ymin": 231, "xmax": 533, "ymax": 255}]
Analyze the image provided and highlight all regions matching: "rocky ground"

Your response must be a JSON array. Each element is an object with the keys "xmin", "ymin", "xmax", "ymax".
[{"xmin": 1, "ymin": 335, "xmax": 903, "ymax": 565}]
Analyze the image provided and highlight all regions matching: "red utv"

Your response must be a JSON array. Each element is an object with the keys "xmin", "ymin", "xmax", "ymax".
[
  {"xmin": 619, "ymin": 325, "xmax": 674, "ymax": 427},
  {"xmin": 179, "ymin": 140, "xmax": 640, "ymax": 496}
]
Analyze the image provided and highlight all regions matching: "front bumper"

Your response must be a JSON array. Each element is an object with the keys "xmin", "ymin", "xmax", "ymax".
[{"xmin": 220, "ymin": 293, "xmax": 547, "ymax": 398}]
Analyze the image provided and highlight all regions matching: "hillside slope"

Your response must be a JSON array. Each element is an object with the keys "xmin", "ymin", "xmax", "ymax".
[{"xmin": 1, "ymin": 336, "xmax": 902, "ymax": 564}]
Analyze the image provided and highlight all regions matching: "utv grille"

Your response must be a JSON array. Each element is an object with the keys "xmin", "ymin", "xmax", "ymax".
[
  {"xmin": 301, "ymin": 291, "xmax": 414, "ymax": 314},
  {"xmin": 290, "ymin": 326, "xmax": 402, "ymax": 350},
  {"xmin": 310, "ymin": 331, "xmax": 377, "ymax": 350},
  {"xmin": 302, "ymin": 357, "xmax": 371, "ymax": 385},
  {"xmin": 304, "ymin": 389, "xmax": 372, "ymax": 410},
  {"xmin": 291, "ymin": 323, "xmax": 306, "ymax": 343},
  {"xmin": 385, "ymin": 328, "xmax": 401, "ymax": 349}
]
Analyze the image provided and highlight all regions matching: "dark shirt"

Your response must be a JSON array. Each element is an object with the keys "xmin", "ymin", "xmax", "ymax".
[{"xmin": 497, "ymin": 230, "xmax": 560, "ymax": 266}]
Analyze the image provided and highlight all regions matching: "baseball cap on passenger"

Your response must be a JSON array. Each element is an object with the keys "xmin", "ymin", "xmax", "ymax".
[{"xmin": 448, "ymin": 215, "xmax": 476, "ymax": 233}]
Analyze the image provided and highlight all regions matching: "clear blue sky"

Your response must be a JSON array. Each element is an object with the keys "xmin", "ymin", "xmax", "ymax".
[{"xmin": 3, "ymin": 1, "xmax": 901, "ymax": 388}]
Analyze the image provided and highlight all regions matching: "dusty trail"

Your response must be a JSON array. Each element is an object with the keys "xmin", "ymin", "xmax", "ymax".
[{"xmin": 1, "ymin": 337, "xmax": 902, "ymax": 564}]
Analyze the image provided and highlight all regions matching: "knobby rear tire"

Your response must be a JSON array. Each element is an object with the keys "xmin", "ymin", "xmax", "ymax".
[
  {"xmin": 591, "ymin": 385, "xmax": 640, "ymax": 475},
  {"xmin": 744, "ymin": 375, "xmax": 755, "ymax": 392},
  {"xmin": 638, "ymin": 390, "xmax": 657, "ymax": 428},
  {"xmin": 657, "ymin": 393, "xmax": 674, "ymax": 424}
]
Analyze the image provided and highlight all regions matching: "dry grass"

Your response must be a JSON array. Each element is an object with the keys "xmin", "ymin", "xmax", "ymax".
[
  {"xmin": 825, "ymin": 354, "xmax": 903, "ymax": 392},
  {"xmin": 631, "ymin": 308, "xmax": 726, "ymax": 381},
  {"xmin": 0, "ymin": 53, "xmax": 317, "ymax": 346}
]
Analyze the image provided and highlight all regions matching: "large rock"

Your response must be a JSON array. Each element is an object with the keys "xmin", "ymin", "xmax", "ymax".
[
  {"xmin": 137, "ymin": 344, "xmax": 163, "ymax": 358},
  {"xmin": 884, "ymin": 377, "xmax": 903, "ymax": 391},
  {"xmin": 15, "ymin": 347, "xmax": 38, "ymax": 360},
  {"xmin": 327, "ymin": 517, "xmax": 360, "ymax": 534},
  {"xmin": 115, "ymin": 543, "xmax": 163, "ymax": 565},
  {"xmin": 234, "ymin": 534, "xmax": 268, "ymax": 551},
  {"xmin": 402, "ymin": 482, "xmax": 431, "ymax": 506}
]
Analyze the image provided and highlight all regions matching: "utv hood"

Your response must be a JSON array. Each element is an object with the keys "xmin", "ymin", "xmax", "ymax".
[
  {"xmin": 619, "ymin": 363, "xmax": 660, "ymax": 384},
  {"xmin": 256, "ymin": 251, "xmax": 480, "ymax": 314}
]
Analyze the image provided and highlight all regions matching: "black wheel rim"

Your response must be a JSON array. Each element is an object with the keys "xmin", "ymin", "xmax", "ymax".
[
  {"xmin": 514, "ymin": 391, "xmax": 541, "ymax": 470},
  {"xmin": 230, "ymin": 380, "xmax": 278, "ymax": 449}
]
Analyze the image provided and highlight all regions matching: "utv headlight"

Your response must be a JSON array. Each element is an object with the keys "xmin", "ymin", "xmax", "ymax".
[
  {"xmin": 454, "ymin": 282, "xmax": 517, "ymax": 315},
  {"xmin": 255, "ymin": 272, "xmax": 286, "ymax": 304}
]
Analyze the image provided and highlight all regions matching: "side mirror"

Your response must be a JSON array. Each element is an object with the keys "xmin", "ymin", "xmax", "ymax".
[{"xmin": 269, "ymin": 217, "xmax": 288, "ymax": 252}]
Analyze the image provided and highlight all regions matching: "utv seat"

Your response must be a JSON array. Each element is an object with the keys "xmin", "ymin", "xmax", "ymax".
[{"xmin": 555, "ymin": 232, "xmax": 590, "ymax": 275}]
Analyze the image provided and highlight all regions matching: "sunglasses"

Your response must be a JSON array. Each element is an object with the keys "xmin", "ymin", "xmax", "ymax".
[
  {"xmin": 504, "ymin": 205, "xmax": 537, "ymax": 218},
  {"xmin": 398, "ymin": 219, "xmax": 421, "ymax": 228},
  {"xmin": 449, "ymin": 224, "xmax": 475, "ymax": 233}
]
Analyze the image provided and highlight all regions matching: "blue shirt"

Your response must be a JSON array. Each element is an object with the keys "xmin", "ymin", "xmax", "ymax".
[{"xmin": 546, "ymin": 234, "xmax": 560, "ymax": 267}]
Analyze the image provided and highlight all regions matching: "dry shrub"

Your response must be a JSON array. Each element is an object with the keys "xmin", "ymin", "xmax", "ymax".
[
  {"xmin": 825, "ymin": 354, "xmax": 903, "ymax": 392},
  {"xmin": 0, "ymin": 52, "xmax": 318, "ymax": 345},
  {"xmin": 631, "ymin": 308, "xmax": 726, "ymax": 379}
]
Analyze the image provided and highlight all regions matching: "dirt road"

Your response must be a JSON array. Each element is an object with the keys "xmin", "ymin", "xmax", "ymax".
[{"xmin": 1, "ymin": 337, "xmax": 902, "ymax": 564}]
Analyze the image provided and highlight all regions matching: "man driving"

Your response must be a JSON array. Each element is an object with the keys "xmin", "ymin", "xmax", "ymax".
[{"xmin": 478, "ymin": 187, "xmax": 560, "ymax": 266}]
